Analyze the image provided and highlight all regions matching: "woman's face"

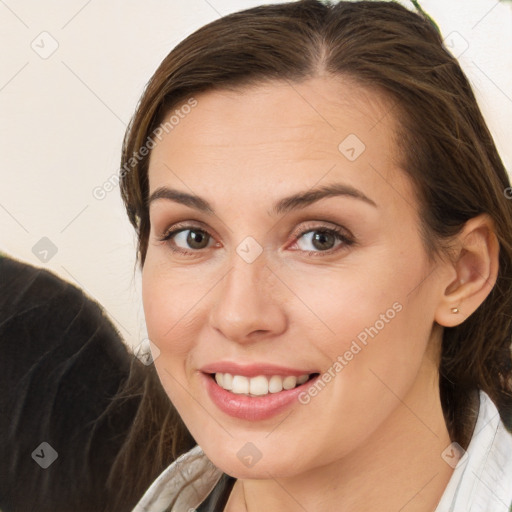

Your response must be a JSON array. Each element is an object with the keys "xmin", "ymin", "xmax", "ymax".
[{"xmin": 142, "ymin": 77, "xmax": 449, "ymax": 478}]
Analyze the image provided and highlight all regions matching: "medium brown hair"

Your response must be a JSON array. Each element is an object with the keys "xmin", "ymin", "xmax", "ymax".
[{"xmin": 117, "ymin": 0, "xmax": 512, "ymax": 497}]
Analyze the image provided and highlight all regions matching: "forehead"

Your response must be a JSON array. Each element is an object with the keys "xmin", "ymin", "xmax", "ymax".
[{"xmin": 147, "ymin": 76, "xmax": 414, "ymax": 214}]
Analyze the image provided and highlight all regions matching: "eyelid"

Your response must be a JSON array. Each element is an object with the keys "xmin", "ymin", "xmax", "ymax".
[
  {"xmin": 158, "ymin": 220, "xmax": 217, "ymax": 241},
  {"xmin": 288, "ymin": 220, "xmax": 352, "ymax": 240}
]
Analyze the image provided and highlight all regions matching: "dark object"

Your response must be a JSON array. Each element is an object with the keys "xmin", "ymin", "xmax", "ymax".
[
  {"xmin": 0, "ymin": 254, "xmax": 151, "ymax": 511},
  {"xmin": 197, "ymin": 474, "xmax": 236, "ymax": 512}
]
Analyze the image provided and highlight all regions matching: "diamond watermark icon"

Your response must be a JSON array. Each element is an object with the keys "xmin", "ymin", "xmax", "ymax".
[
  {"xmin": 236, "ymin": 236, "xmax": 263, "ymax": 264},
  {"xmin": 32, "ymin": 442, "xmax": 58, "ymax": 469},
  {"xmin": 338, "ymin": 134, "xmax": 366, "ymax": 162},
  {"xmin": 443, "ymin": 31, "xmax": 469, "ymax": 58},
  {"xmin": 237, "ymin": 442, "xmax": 262, "ymax": 468},
  {"xmin": 32, "ymin": 237, "xmax": 58, "ymax": 263},
  {"xmin": 441, "ymin": 441, "xmax": 467, "ymax": 468},
  {"xmin": 134, "ymin": 338, "xmax": 161, "ymax": 365},
  {"xmin": 31, "ymin": 31, "xmax": 59, "ymax": 59}
]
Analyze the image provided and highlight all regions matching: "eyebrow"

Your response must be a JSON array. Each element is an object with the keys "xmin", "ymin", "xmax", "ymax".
[
  {"xmin": 147, "ymin": 187, "xmax": 213, "ymax": 213},
  {"xmin": 147, "ymin": 183, "xmax": 377, "ymax": 215},
  {"xmin": 271, "ymin": 183, "xmax": 377, "ymax": 215}
]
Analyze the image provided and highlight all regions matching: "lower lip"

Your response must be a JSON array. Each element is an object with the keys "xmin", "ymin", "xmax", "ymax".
[{"xmin": 202, "ymin": 373, "xmax": 318, "ymax": 421}]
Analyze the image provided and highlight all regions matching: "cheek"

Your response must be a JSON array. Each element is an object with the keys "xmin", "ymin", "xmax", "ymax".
[
  {"xmin": 141, "ymin": 257, "xmax": 205, "ymax": 356},
  {"xmin": 284, "ymin": 252, "xmax": 414, "ymax": 349},
  {"xmin": 286, "ymin": 246, "xmax": 433, "ymax": 400},
  {"xmin": 141, "ymin": 262, "xmax": 200, "ymax": 415},
  {"xmin": 141, "ymin": 255, "xmax": 220, "ymax": 419}
]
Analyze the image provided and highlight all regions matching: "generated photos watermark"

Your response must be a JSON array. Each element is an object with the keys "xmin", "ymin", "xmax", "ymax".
[
  {"xmin": 298, "ymin": 301, "xmax": 403, "ymax": 405},
  {"xmin": 92, "ymin": 97, "xmax": 198, "ymax": 201}
]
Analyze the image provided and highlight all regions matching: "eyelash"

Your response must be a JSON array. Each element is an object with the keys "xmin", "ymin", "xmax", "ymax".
[{"xmin": 157, "ymin": 222, "xmax": 355, "ymax": 257}]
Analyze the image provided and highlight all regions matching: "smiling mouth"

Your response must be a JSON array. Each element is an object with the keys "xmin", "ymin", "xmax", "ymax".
[{"xmin": 210, "ymin": 372, "xmax": 319, "ymax": 397}]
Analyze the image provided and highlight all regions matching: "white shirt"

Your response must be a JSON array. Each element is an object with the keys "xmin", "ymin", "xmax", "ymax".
[
  {"xmin": 133, "ymin": 391, "xmax": 512, "ymax": 512},
  {"xmin": 436, "ymin": 390, "xmax": 512, "ymax": 511}
]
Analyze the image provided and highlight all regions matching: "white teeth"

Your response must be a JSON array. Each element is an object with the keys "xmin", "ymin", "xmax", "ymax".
[
  {"xmin": 231, "ymin": 375, "xmax": 249, "ymax": 394},
  {"xmin": 282, "ymin": 376, "xmax": 297, "ymax": 390},
  {"xmin": 249, "ymin": 376, "xmax": 268, "ymax": 396},
  {"xmin": 223, "ymin": 373, "xmax": 233, "ymax": 390},
  {"xmin": 268, "ymin": 375, "xmax": 283, "ymax": 393},
  {"xmin": 214, "ymin": 372, "xmax": 310, "ymax": 396},
  {"xmin": 297, "ymin": 374, "xmax": 308, "ymax": 385}
]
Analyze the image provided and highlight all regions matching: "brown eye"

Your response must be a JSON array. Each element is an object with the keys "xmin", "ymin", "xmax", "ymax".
[
  {"xmin": 185, "ymin": 229, "xmax": 210, "ymax": 249},
  {"xmin": 296, "ymin": 229, "xmax": 342, "ymax": 252},
  {"xmin": 164, "ymin": 228, "xmax": 213, "ymax": 251},
  {"xmin": 311, "ymin": 231, "xmax": 336, "ymax": 251}
]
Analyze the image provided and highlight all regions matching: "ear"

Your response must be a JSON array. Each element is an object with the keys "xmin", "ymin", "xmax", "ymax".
[{"xmin": 435, "ymin": 214, "xmax": 499, "ymax": 327}]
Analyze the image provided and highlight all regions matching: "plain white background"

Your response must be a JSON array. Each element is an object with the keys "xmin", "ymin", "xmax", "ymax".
[{"xmin": 1, "ymin": 0, "xmax": 511, "ymax": 349}]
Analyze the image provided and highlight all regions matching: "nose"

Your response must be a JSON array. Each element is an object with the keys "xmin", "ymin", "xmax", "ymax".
[{"xmin": 208, "ymin": 256, "xmax": 288, "ymax": 344}]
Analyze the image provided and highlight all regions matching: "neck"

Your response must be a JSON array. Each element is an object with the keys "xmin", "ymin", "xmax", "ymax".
[{"xmin": 225, "ymin": 357, "xmax": 454, "ymax": 512}]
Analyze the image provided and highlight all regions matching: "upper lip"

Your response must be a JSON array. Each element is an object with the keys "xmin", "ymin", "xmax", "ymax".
[{"xmin": 200, "ymin": 361, "xmax": 317, "ymax": 378}]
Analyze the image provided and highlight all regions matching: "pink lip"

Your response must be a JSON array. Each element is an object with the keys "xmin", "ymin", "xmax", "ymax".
[
  {"xmin": 201, "ymin": 372, "xmax": 319, "ymax": 421},
  {"xmin": 200, "ymin": 361, "xmax": 315, "ymax": 378}
]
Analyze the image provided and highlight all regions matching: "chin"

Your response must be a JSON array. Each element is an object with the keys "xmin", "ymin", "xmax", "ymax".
[
  {"xmin": 205, "ymin": 447, "xmax": 300, "ymax": 480},
  {"xmin": 196, "ymin": 432, "xmax": 317, "ymax": 481}
]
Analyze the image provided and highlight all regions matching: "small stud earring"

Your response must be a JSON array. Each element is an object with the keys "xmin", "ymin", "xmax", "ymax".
[{"xmin": 451, "ymin": 307, "xmax": 460, "ymax": 314}]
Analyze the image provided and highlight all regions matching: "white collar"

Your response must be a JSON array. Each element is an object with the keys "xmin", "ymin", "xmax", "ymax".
[
  {"xmin": 435, "ymin": 390, "xmax": 512, "ymax": 511},
  {"xmin": 133, "ymin": 390, "xmax": 512, "ymax": 512}
]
